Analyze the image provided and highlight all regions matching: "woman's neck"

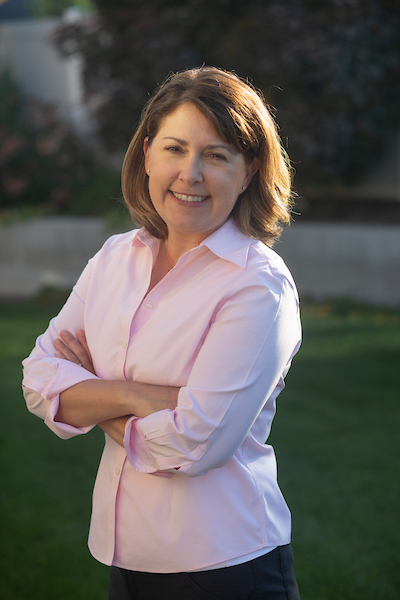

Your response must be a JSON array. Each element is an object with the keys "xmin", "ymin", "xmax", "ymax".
[{"xmin": 164, "ymin": 232, "xmax": 205, "ymax": 267}]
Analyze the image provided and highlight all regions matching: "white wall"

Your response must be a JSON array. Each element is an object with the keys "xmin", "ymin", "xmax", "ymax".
[{"xmin": 0, "ymin": 218, "xmax": 399, "ymax": 306}]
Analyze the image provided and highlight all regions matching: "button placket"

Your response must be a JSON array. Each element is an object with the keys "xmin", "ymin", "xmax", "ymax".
[{"xmin": 113, "ymin": 450, "xmax": 126, "ymax": 479}]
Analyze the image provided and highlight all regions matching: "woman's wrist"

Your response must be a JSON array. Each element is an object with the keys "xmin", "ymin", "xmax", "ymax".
[
  {"xmin": 57, "ymin": 379, "xmax": 137, "ymax": 427},
  {"xmin": 98, "ymin": 415, "xmax": 131, "ymax": 447},
  {"xmin": 123, "ymin": 381, "xmax": 179, "ymax": 419}
]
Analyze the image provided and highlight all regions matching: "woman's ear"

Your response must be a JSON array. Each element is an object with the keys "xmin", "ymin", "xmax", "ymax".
[
  {"xmin": 244, "ymin": 157, "xmax": 259, "ymax": 188},
  {"xmin": 249, "ymin": 156, "xmax": 259, "ymax": 180}
]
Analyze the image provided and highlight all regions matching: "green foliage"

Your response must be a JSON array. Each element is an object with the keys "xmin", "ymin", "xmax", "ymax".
[
  {"xmin": 69, "ymin": 169, "xmax": 122, "ymax": 215},
  {"xmin": 51, "ymin": 0, "xmax": 400, "ymax": 188},
  {"xmin": 31, "ymin": 0, "xmax": 94, "ymax": 18},
  {"xmin": 69, "ymin": 169, "xmax": 133, "ymax": 228},
  {"xmin": 1, "ymin": 301, "xmax": 399, "ymax": 598},
  {"xmin": 0, "ymin": 68, "xmax": 123, "ymax": 216}
]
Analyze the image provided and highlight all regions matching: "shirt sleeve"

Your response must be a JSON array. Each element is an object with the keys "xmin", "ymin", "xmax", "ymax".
[
  {"xmin": 22, "ymin": 260, "xmax": 100, "ymax": 439},
  {"xmin": 124, "ymin": 268, "xmax": 301, "ymax": 477}
]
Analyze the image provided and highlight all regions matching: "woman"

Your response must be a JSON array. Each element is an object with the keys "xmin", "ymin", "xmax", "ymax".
[{"xmin": 23, "ymin": 66, "xmax": 302, "ymax": 599}]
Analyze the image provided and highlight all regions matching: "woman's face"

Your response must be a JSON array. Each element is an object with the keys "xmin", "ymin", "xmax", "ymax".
[{"xmin": 144, "ymin": 102, "xmax": 258, "ymax": 245}]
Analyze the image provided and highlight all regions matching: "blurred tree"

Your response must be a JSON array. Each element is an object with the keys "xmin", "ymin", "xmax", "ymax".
[
  {"xmin": 0, "ymin": 69, "xmax": 97, "ymax": 213},
  {"xmin": 52, "ymin": 0, "xmax": 400, "ymax": 187}
]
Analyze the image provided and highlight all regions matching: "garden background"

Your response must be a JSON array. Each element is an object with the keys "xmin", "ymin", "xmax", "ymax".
[{"xmin": 0, "ymin": 1, "xmax": 400, "ymax": 599}]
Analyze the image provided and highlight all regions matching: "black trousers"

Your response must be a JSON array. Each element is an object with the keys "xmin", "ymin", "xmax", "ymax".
[{"xmin": 108, "ymin": 544, "xmax": 301, "ymax": 600}]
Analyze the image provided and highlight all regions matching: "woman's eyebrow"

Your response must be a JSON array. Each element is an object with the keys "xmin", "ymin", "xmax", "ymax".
[
  {"xmin": 205, "ymin": 144, "xmax": 233, "ymax": 153},
  {"xmin": 162, "ymin": 136, "xmax": 187, "ymax": 144},
  {"xmin": 162, "ymin": 137, "xmax": 233, "ymax": 153}
]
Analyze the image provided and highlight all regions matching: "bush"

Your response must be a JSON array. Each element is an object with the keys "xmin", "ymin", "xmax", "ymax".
[{"xmin": 0, "ymin": 68, "xmax": 115, "ymax": 216}]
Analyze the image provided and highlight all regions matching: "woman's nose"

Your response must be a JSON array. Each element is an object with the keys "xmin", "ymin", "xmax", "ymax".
[{"xmin": 179, "ymin": 154, "xmax": 203, "ymax": 185}]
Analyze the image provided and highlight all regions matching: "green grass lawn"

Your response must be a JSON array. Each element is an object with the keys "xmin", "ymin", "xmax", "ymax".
[
  {"xmin": 0, "ymin": 299, "xmax": 109, "ymax": 600},
  {"xmin": 269, "ymin": 302, "xmax": 400, "ymax": 600},
  {"xmin": 0, "ymin": 299, "xmax": 399, "ymax": 599}
]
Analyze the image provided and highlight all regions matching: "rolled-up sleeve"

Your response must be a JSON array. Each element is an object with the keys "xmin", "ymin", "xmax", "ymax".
[
  {"xmin": 22, "ymin": 261, "xmax": 100, "ymax": 439},
  {"xmin": 124, "ymin": 272, "xmax": 301, "ymax": 477}
]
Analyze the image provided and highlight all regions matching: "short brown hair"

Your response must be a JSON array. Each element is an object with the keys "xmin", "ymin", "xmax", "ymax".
[{"xmin": 121, "ymin": 66, "xmax": 293, "ymax": 245}]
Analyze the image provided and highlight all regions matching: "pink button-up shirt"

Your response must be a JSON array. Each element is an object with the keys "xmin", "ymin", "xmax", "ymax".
[{"xmin": 22, "ymin": 218, "xmax": 301, "ymax": 573}]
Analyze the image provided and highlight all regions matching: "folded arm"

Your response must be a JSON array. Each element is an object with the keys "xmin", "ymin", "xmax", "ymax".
[
  {"xmin": 22, "ymin": 261, "xmax": 179, "ymax": 443},
  {"xmin": 52, "ymin": 328, "xmax": 178, "ymax": 427},
  {"xmin": 124, "ymin": 275, "xmax": 301, "ymax": 477},
  {"xmin": 23, "ymin": 376, "xmax": 178, "ymax": 447},
  {"xmin": 55, "ymin": 378, "xmax": 178, "ymax": 427}
]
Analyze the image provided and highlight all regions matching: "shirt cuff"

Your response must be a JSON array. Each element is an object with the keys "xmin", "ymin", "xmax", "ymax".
[
  {"xmin": 45, "ymin": 393, "xmax": 96, "ymax": 439},
  {"xmin": 23, "ymin": 357, "xmax": 100, "ymax": 401},
  {"xmin": 43, "ymin": 359, "xmax": 100, "ymax": 399},
  {"xmin": 124, "ymin": 414, "xmax": 208, "ymax": 477},
  {"xmin": 124, "ymin": 416, "xmax": 177, "ymax": 478},
  {"xmin": 23, "ymin": 359, "xmax": 100, "ymax": 440},
  {"xmin": 123, "ymin": 416, "xmax": 169, "ymax": 477}
]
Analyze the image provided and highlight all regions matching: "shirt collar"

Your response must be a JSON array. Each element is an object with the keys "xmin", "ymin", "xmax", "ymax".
[
  {"xmin": 133, "ymin": 227, "xmax": 160, "ymax": 253},
  {"xmin": 130, "ymin": 218, "xmax": 252, "ymax": 270},
  {"xmin": 199, "ymin": 219, "xmax": 252, "ymax": 269}
]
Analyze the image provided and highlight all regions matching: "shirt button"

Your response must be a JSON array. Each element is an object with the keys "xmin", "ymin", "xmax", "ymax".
[
  {"xmin": 115, "ymin": 467, "xmax": 121, "ymax": 476},
  {"xmin": 145, "ymin": 301, "xmax": 154, "ymax": 310},
  {"xmin": 122, "ymin": 342, "xmax": 127, "ymax": 349}
]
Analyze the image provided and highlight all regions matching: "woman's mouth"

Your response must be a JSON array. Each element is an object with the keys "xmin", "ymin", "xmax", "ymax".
[{"xmin": 171, "ymin": 191, "xmax": 208, "ymax": 203}]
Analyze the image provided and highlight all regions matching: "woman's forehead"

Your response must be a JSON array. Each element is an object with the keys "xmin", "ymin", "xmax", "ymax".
[{"xmin": 152, "ymin": 101, "xmax": 240, "ymax": 150}]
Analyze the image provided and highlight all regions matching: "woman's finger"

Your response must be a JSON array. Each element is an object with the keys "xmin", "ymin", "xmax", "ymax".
[
  {"xmin": 53, "ymin": 337, "xmax": 80, "ymax": 364},
  {"xmin": 77, "ymin": 329, "xmax": 93, "ymax": 363},
  {"xmin": 55, "ymin": 330, "xmax": 96, "ymax": 375},
  {"xmin": 59, "ymin": 330, "xmax": 87, "ymax": 362}
]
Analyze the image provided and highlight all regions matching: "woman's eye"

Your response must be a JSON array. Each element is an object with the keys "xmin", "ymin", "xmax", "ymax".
[
  {"xmin": 166, "ymin": 146, "xmax": 182, "ymax": 153},
  {"xmin": 209, "ymin": 153, "xmax": 227, "ymax": 161}
]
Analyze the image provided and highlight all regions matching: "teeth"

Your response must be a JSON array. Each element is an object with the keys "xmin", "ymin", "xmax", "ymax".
[{"xmin": 172, "ymin": 192, "xmax": 207, "ymax": 202}]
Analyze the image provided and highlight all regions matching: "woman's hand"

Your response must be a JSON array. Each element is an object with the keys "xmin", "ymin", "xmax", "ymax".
[
  {"xmin": 127, "ymin": 382, "xmax": 179, "ymax": 418},
  {"xmin": 54, "ymin": 329, "xmax": 96, "ymax": 375}
]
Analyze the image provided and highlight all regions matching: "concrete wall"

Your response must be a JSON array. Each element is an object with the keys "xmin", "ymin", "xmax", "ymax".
[
  {"xmin": 278, "ymin": 223, "xmax": 400, "ymax": 307},
  {"xmin": 0, "ymin": 218, "xmax": 399, "ymax": 307},
  {"xmin": 0, "ymin": 217, "xmax": 110, "ymax": 298}
]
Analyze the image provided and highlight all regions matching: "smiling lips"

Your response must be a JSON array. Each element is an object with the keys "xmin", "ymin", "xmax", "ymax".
[{"xmin": 171, "ymin": 191, "xmax": 208, "ymax": 203}]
